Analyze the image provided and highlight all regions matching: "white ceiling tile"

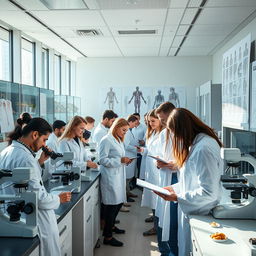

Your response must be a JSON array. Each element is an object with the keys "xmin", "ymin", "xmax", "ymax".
[
  {"xmin": 168, "ymin": 47, "xmax": 178, "ymax": 56},
  {"xmin": 13, "ymin": 0, "xmax": 48, "ymax": 10},
  {"xmin": 183, "ymin": 35, "xmax": 225, "ymax": 48},
  {"xmin": 188, "ymin": 0, "xmax": 203, "ymax": 7},
  {"xmin": 101, "ymin": 9, "xmax": 167, "ymax": 26},
  {"xmin": 169, "ymin": 0, "xmax": 189, "ymax": 8},
  {"xmin": 172, "ymin": 36, "xmax": 184, "ymax": 47},
  {"xmin": 190, "ymin": 24, "xmax": 238, "ymax": 36},
  {"xmin": 84, "ymin": 48, "xmax": 122, "ymax": 57},
  {"xmin": 31, "ymin": 10, "xmax": 105, "ymax": 27},
  {"xmin": 166, "ymin": 8, "xmax": 185, "ymax": 25},
  {"xmin": 161, "ymin": 35, "xmax": 176, "ymax": 48},
  {"xmin": 121, "ymin": 47, "xmax": 159, "ymax": 57},
  {"xmin": 159, "ymin": 47, "xmax": 169, "ymax": 56},
  {"xmin": 176, "ymin": 25, "xmax": 189, "ymax": 35},
  {"xmin": 206, "ymin": 0, "xmax": 256, "ymax": 7},
  {"xmin": 110, "ymin": 25, "xmax": 163, "ymax": 37},
  {"xmin": 96, "ymin": 0, "xmax": 169, "ymax": 9},
  {"xmin": 181, "ymin": 8, "xmax": 198, "ymax": 24},
  {"xmin": 0, "ymin": 0, "xmax": 21, "ymax": 10},
  {"xmin": 163, "ymin": 25, "xmax": 178, "ymax": 36},
  {"xmin": 197, "ymin": 6, "xmax": 256, "ymax": 25},
  {"xmin": 68, "ymin": 37, "xmax": 118, "ymax": 49},
  {"xmin": 178, "ymin": 47, "xmax": 212, "ymax": 56},
  {"xmin": 115, "ymin": 36, "xmax": 161, "ymax": 48}
]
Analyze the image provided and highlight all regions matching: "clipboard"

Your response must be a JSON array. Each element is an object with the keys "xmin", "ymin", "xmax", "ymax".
[
  {"xmin": 148, "ymin": 155, "xmax": 169, "ymax": 164},
  {"xmin": 136, "ymin": 178, "xmax": 171, "ymax": 196}
]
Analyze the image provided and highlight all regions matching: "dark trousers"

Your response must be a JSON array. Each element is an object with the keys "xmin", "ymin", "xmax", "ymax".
[{"xmin": 103, "ymin": 203, "xmax": 123, "ymax": 238}]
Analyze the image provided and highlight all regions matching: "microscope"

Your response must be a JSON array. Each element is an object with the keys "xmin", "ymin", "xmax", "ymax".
[
  {"xmin": 48, "ymin": 151, "xmax": 81, "ymax": 194},
  {"xmin": 0, "ymin": 167, "xmax": 38, "ymax": 237},
  {"xmin": 212, "ymin": 148, "xmax": 256, "ymax": 219}
]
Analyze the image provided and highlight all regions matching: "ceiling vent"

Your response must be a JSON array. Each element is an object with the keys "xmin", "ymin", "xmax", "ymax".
[
  {"xmin": 76, "ymin": 29, "xmax": 103, "ymax": 36},
  {"xmin": 118, "ymin": 30, "xmax": 157, "ymax": 35}
]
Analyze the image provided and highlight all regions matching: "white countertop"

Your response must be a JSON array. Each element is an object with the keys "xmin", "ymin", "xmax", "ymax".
[{"xmin": 189, "ymin": 215, "xmax": 256, "ymax": 256}]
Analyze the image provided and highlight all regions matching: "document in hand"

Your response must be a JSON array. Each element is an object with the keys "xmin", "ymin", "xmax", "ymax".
[
  {"xmin": 148, "ymin": 155, "xmax": 169, "ymax": 164},
  {"xmin": 136, "ymin": 178, "xmax": 171, "ymax": 196}
]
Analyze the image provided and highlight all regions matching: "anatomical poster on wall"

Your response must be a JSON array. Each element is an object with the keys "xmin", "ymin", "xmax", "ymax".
[
  {"xmin": 99, "ymin": 86, "xmax": 186, "ymax": 118},
  {"xmin": 0, "ymin": 99, "xmax": 15, "ymax": 133},
  {"xmin": 222, "ymin": 33, "xmax": 251, "ymax": 130}
]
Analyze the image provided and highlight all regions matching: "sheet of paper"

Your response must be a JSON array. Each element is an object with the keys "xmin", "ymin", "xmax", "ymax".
[
  {"xmin": 136, "ymin": 178, "xmax": 171, "ymax": 196},
  {"xmin": 148, "ymin": 155, "xmax": 169, "ymax": 164}
]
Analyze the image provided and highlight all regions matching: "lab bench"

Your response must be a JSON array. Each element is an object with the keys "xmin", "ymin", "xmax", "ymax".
[
  {"xmin": 189, "ymin": 215, "xmax": 256, "ymax": 256},
  {"xmin": 0, "ymin": 171, "xmax": 101, "ymax": 256}
]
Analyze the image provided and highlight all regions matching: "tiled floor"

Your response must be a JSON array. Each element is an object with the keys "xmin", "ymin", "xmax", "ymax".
[{"xmin": 94, "ymin": 189, "xmax": 160, "ymax": 256}]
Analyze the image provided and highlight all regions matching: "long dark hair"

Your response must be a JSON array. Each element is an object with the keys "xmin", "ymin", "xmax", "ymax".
[
  {"xmin": 167, "ymin": 108, "xmax": 222, "ymax": 168},
  {"xmin": 8, "ymin": 117, "xmax": 52, "ymax": 144}
]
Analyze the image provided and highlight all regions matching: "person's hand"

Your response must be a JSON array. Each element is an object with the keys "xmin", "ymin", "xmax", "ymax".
[
  {"xmin": 136, "ymin": 146, "xmax": 143, "ymax": 153},
  {"xmin": 38, "ymin": 147, "xmax": 52, "ymax": 165},
  {"xmin": 87, "ymin": 160, "xmax": 98, "ymax": 169},
  {"xmin": 121, "ymin": 157, "xmax": 132, "ymax": 165},
  {"xmin": 154, "ymin": 186, "xmax": 177, "ymax": 201},
  {"xmin": 59, "ymin": 192, "xmax": 72, "ymax": 203},
  {"xmin": 156, "ymin": 160, "xmax": 178, "ymax": 170}
]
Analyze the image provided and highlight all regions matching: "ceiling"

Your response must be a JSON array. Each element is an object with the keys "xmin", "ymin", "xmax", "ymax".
[{"xmin": 0, "ymin": 0, "xmax": 256, "ymax": 59}]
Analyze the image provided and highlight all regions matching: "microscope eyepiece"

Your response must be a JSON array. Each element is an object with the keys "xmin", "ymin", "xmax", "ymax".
[{"xmin": 42, "ymin": 147, "xmax": 63, "ymax": 160}]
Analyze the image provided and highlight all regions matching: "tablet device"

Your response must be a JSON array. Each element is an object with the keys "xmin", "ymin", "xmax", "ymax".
[
  {"xmin": 148, "ymin": 155, "xmax": 169, "ymax": 164},
  {"xmin": 136, "ymin": 178, "xmax": 171, "ymax": 196}
]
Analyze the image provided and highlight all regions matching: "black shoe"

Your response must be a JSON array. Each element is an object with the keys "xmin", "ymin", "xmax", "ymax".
[
  {"xmin": 145, "ymin": 216, "xmax": 154, "ymax": 223},
  {"xmin": 112, "ymin": 226, "xmax": 126, "ymax": 234},
  {"xmin": 103, "ymin": 237, "xmax": 124, "ymax": 247},
  {"xmin": 127, "ymin": 197, "xmax": 135, "ymax": 202},
  {"xmin": 115, "ymin": 219, "xmax": 120, "ymax": 224},
  {"xmin": 143, "ymin": 227, "xmax": 157, "ymax": 236}
]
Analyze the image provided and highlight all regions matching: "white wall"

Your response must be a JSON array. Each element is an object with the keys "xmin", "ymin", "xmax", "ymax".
[
  {"xmin": 212, "ymin": 16, "xmax": 256, "ymax": 84},
  {"xmin": 76, "ymin": 56, "xmax": 212, "ymax": 122}
]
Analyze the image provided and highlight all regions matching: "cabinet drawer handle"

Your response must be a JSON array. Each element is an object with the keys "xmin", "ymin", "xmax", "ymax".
[
  {"xmin": 86, "ymin": 195, "xmax": 91, "ymax": 202},
  {"xmin": 87, "ymin": 215, "xmax": 92, "ymax": 223},
  {"xmin": 59, "ymin": 225, "xmax": 67, "ymax": 237}
]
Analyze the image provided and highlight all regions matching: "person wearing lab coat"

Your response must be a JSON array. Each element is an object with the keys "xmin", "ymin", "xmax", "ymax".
[
  {"xmin": 92, "ymin": 110, "xmax": 117, "ymax": 147},
  {"xmin": 156, "ymin": 108, "xmax": 223, "ymax": 256},
  {"xmin": 42, "ymin": 120, "xmax": 66, "ymax": 181},
  {"xmin": 58, "ymin": 116, "xmax": 98, "ymax": 171},
  {"xmin": 99, "ymin": 118, "xmax": 132, "ymax": 247},
  {"xmin": 140, "ymin": 109, "xmax": 164, "ymax": 236},
  {"xmin": 0, "ymin": 118, "xmax": 71, "ymax": 256},
  {"xmin": 124, "ymin": 115, "xmax": 142, "ymax": 202},
  {"xmin": 82, "ymin": 116, "xmax": 95, "ymax": 144},
  {"xmin": 154, "ymin": 101, "xmax": 178, "ymax": 256}
]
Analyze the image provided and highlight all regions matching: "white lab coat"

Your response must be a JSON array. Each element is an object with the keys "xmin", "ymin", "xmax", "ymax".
[
  {"xmin": 99, "ymin": 134, "xmax": 126, "ymax": 205},
  {"xmin": 139, "ymin": 133, "xmax": 147, "ymax": 180},
  {"xmin": 155, "ymin": 129, "xmax": 178, "ymax": 241},
  {"xmin": 132, "ymin": 123, "xmax": 146, "ymax": 141},
  {"xmin": 92, "ymin": 123, "xmax": 109, "ymax": 146},
  {"xmin": 172, "ymin": 133, "xmax": 223, "ymax": 256},
  {"xmin": 124, "ymin": 129, "xmax": 137, "ymax": 179},
  {"xmin": 141, "ymin": 131, "xmax": 161, "ymax": 209},
  {"xmin": 59, "ymin": 137, "xmax": 89, "ymax": 170},
  {"xmin": 0, "ymin": 141, "xmax": 61, "ymax": 256},
  {"xmin": 43, "ymin": 133, "xmax": 59, "ymax": 181}
]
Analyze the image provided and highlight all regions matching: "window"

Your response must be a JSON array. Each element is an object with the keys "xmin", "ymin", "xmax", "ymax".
[
  {"xmin": 21, "ymin": 38, "xmax": 35, "ymax": 86},
  {"xmin": 64, "ymin": 60, "xmax": 71, "ymax": 95},
  {"xmin": 0, "ymin": 26, "xmax": 10, "ymax": 81},
  {"xmin": 41, "ymin": 48, "xmax": 49, "ymax": 88},
  {"xmin": 54, "ymin": 54, "xmax": 61, "ymax": 95}
]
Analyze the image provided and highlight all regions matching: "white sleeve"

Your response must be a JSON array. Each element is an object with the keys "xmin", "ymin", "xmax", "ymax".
[
  {"xmin": 176, "ymin": 148, "xmax": 221, "ymax": 215},
  {"xmin": 99, "ymin": 139, "xmax": 122, "ymax": 168},
  {"xmin": 124, "ymin": 134, "xmax": 137, "ymax": 154}
]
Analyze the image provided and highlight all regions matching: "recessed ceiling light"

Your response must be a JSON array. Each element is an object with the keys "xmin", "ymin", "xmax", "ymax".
[{"xmin": 39, "ymin": 0, "xmax": 88, "ymax": 10}]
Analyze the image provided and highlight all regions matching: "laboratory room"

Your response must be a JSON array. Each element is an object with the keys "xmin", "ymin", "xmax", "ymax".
[{"xmin": 1, "ymin": 1, "xmax": 256, "ymax": 256}]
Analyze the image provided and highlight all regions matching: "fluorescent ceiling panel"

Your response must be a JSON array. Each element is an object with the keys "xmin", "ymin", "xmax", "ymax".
[
  {"xmin": 96, "ymin": 0, "xmax": 169, "ymax": 9},
  {"xmin": 39, "ymin": 0, "xmax": 88, "ymax": 10},
  {"xmin": 101, "ymin": 9, "xmax": 167, "ymax": 26}
]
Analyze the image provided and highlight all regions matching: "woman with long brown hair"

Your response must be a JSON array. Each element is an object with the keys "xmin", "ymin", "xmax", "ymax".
[
  {"xmin": 141, "ymin": 109, "xmax": 164, "ymax": 236},
  {"xmin": 156, "ymin": 108, "xmax": 223, "ymax": 256},
  {"xmin": 59, "ymin": 116, "xmax": 97, "ymax": 170},
  {"xmin": 99, "ymin": 118, "xmax": 132, "ymax": 247}
]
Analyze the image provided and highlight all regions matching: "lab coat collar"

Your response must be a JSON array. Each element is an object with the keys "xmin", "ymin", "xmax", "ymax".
[
  {"xmin": 108, "ymin": 134, "xmax": 124, "ymax": 149},
  {"xmin": 12, "ymin": 140, "xmax": 36, "ymax": 157},
  {"xmin": 100, "ymin": 123, "xmax": 109, "ymax": 132}
]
